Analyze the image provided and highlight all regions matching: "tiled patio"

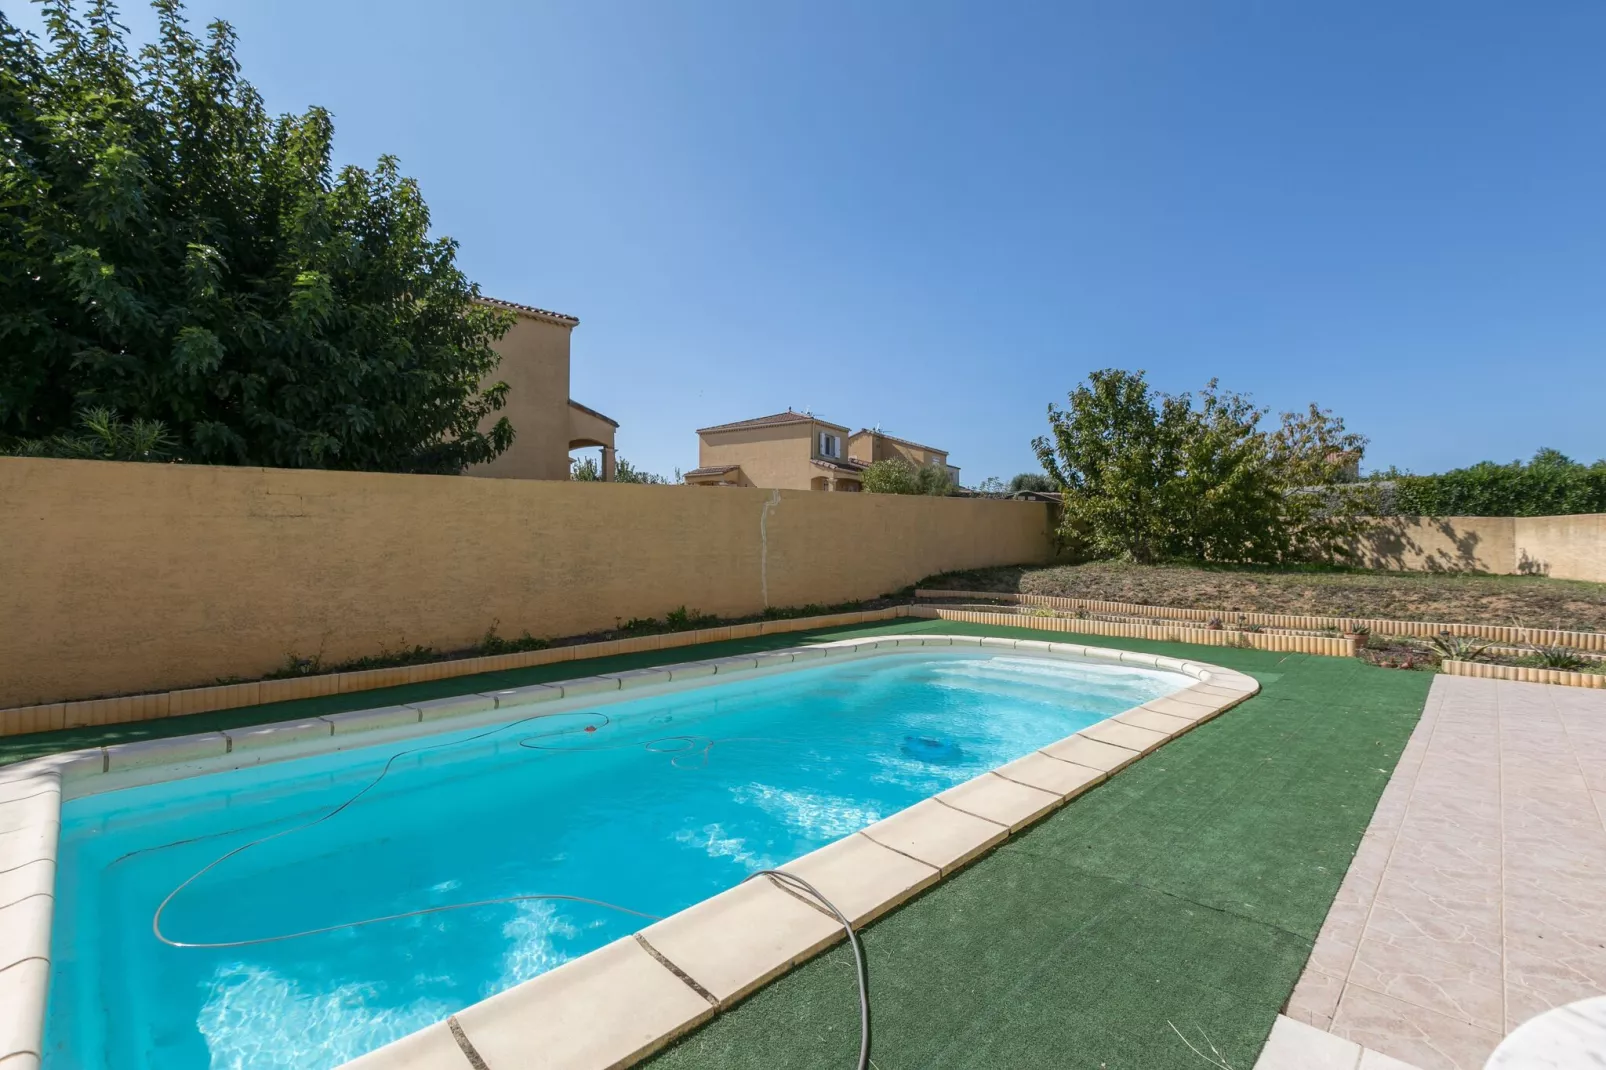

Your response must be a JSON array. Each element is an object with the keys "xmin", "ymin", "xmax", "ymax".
[{"xmin": 1286, "ymin": 674, "xmax": 1606, "ymax": 1069}]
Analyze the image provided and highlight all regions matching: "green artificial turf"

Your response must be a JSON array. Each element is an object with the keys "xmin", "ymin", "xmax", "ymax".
[{"xmin": 3, "ymin": 618, "xmax": 1433, "ymax": 1069}]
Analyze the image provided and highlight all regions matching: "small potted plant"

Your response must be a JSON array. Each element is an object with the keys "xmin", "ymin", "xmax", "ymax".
[{"xmin": 1343, "ymin": 624, "xmax": 1370, "ymax": 649}]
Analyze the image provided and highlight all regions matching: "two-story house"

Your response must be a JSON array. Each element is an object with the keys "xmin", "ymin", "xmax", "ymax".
[
  {"xmin": 471, "ymin": 297, "xmax": 620, "ymax": 481},
  {"xmin": 684, "ymin": 411, "xmax": 865, "ymax": 491},
  {"xmin": 684, "ymin": 411, "xmax": 958, "ymax": 491}
]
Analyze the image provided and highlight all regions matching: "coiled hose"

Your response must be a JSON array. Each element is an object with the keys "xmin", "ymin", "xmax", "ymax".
[{"xmin": 149, "ymin": 707, "xmax": 874, "ymax": 1067}]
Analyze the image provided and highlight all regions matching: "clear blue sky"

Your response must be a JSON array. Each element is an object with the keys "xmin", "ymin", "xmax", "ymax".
[{"xmin": 13, "ymin": 1, "xmax": 1606, "ymax": 481}]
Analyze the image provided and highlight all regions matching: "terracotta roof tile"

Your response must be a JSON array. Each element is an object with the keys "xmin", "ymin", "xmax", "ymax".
[
  {"xmin": 566, "ymin": 398, "xmax": 619, "ymax": 428},
  {"xmin": 698, "ymin": 411, "xmax": 850, "ymax": 435},
  {"xmin": 476, "ymin": 296, "xmax": 579, "ymax": 327}
]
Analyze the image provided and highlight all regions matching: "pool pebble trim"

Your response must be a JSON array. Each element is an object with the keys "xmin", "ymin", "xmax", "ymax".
[{"xmin": 0, "ymin": 634, "xmax": 1258, "ymax": 1070}]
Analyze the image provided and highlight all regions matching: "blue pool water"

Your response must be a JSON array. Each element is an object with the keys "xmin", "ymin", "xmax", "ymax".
[{"xmin": 45, "ymin": 648, "xmax": 1186, "ymax": 1069}]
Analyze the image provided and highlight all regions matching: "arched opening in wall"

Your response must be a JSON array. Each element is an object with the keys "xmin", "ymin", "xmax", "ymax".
[{"xmin": 568, "ymin": 442, "xmax": 613, "ymax": 482}]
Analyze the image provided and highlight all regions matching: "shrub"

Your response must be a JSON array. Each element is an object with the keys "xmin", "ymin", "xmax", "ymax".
[
  {"xmin": 1384, "ymin": 449, "xmax": 1606, "ymax": 517},
  {"xmin": 862, "ymin": 457, "xmax": 954, "ymax": 495}
]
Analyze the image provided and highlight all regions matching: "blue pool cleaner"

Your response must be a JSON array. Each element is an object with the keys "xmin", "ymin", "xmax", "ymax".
[{"xmin": 900, "ymin": 734, "xmax": 964, "ymax": 763}]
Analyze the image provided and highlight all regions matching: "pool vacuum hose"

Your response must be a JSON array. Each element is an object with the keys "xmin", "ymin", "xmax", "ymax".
[{"xmin": 146, "ymin": 708, "xmax": 875, "ymax": 1068}]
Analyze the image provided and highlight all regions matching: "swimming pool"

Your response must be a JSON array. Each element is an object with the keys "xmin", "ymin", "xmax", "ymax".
[{"xmin": 39, "ymin": 643, "xmax": 1196, "ymax": 1069}]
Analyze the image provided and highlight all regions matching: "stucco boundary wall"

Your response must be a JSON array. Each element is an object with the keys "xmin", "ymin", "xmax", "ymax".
[
  {"xmin": 0, "ymin": 457, "xmax": 1055, "ymax": 713},
  {"xmin": 916, "ymin": 590, "xmax": 1606, "ymax": 653},
  {"xmin": 1441, "ymin": 658, "xmax": 1606, "ymax": 690},
  {"xmin": 909, "ymin": 606, "xmax": 1356, "ymax": 657},
  {"xmin": 1349, "ymin": 514, "xmax": 1606, "ymax": 583}
]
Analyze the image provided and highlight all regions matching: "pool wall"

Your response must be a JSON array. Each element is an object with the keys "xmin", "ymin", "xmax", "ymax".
[{"xmin": 0, "ymin": 635, "xmax": 1259, "ymax": 1070}]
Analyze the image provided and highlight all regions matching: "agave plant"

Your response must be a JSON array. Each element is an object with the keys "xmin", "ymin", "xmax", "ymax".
[
  {"xmin": 1526, "ymin": 643, "xmax": 1585, "ymax": 671},
  {"xmin": 1430, "ymin": 632, "xmax": 1489, "ymax": 662}
]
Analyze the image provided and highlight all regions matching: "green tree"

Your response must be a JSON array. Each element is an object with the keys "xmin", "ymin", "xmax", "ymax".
[
  {"xmin": 862, "ymin": 457, "xmax": 954, "ymax": 495},
  {"xmin": 0, "ymin": 0, "xmax": 514, "ymax": 472},
  {"xmin": 1032, "ymin": 369, "xmax": 1369, "ymax": 564},
  {"xmin": 1007, "ymin": 471, "xmax": 1057, "ymax": 494}
]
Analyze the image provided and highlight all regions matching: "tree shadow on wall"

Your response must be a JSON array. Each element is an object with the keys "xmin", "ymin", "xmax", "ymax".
[
  {"xmin": 1516, "ymin": 549, "xmax": 1551, "ymax": 576},
  {"xmin": 1353, "ymin": 518, "xmax": 1494, "ymax": 573}
]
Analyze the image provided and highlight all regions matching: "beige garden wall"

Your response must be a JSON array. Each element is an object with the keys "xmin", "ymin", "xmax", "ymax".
[
  {"xmin": 1514, "ymin": 513, "xmax": 1606, "ymax": 582},
  {"xmin": 1350, "ymin": 514, "xmax": 1606, "ymax": 583},
  {"xmin": 0, "ymin": 458, "xmax": 1053, "ymax": 708}
]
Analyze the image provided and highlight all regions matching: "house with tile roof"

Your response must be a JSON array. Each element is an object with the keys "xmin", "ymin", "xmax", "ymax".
[
  {"xmin": 470, "ymin": 297, "xmax": 621, "ymax": 481},
  {"xmin": 684, "ymin": 411, "xmax": 957, "ymax": 491}
]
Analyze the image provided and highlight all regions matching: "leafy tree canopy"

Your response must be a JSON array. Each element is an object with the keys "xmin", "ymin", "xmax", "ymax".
[
  {"xmin": 1, "ymin": 0, "xmax": 514, "ymax": 472},
  {"xmin": 1032, "ymin": 369, "xmax": 1371, "ymax": 564},
  {"xmin": 862, "ymin": 457, "xmax": 955, "ymax": 496}
]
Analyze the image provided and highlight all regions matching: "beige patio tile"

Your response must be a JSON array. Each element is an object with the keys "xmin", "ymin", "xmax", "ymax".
[
  {"xmin": 1039, "ymin": 734, "xmax": 1141, "ymax": 773},
  {"xmin": 780, "ymin": 832, "xmax": 939, "ymax": 927},
  {"xmin": 860, "ymin": 798, "xmax": 1008, "ymax": 874},
  {"xmin": 666, "ymin": 662, "xmax": 718, "ymax": 681},
  {"xmin": 1113, "ymin": 708, "xmax": 1197, "ymax": 735},
  {"xmin": 1347, "ymin": 934, "xmax": 1504, "ymax": 1030},
  {"xmin": 452, "ymin": 936, "xmax": 715, "ymax": 1070},
  {"xmin": 1286, "ymin": 968, "xmax": 1346, "ymax": 1030},
  {"xmin": 1077, "ymin": 719, "xmax": 1172, "ymax": 754},
  {"xmin": 1503, "ymin": 945, "xmax": 1606, "ymax": 1022},
  {"xmin": 937, "ymin": 773, "xmax": 1062, "ymax": 832},
  {"xmin": 1254, "ymin": 1014, "xmax": 1363, "ymax": 1070},
  {"xmin": 991, "ymin": 752, "xmax": 1106, "ymax": 799},
  {"xmin": 1371, "ymin": 872, "xmax": 1500, "ymax": 937},
  {"xmin": 1358, "ymin": 1049, "xmax": 1428, "ymax": 1070},
  {"xmin": 1331, "ymin": 984, "xmax": 1501, "ymax": 1070},
  {"xmin": 638, "ymin": 878, "xmax": 843, "ymax": 1005},
  {"xmin": 1359, "ymin": 902, "xmax": 1502, "ymax": 977}
]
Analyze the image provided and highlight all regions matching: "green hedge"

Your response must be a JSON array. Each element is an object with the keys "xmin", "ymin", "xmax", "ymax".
[{"xmin": 1390, "ymin": 454, "xmax": 1606, "ymax": 517}]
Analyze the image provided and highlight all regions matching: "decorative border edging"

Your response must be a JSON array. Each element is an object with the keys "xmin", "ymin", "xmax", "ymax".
[
  {"xmin": 0, "ymin": 634, "xmax": 1259, "ymax": 1070},
  {"xmin": 0, "ymin": 607, "xmax": 914, "ymax": 738},
  {"xmin": 910, "ymin": 605, "xmax": 1356, "ymax": 656},
  {"xmin": 1441, "ymin": 658, "xmax": 1606, "ymax": 689},
  {"xmin": 917, "ymin": 589, "xmax": 1606, "ymax": 652}
]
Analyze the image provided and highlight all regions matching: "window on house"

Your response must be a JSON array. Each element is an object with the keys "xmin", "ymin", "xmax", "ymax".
[{"xmin": 818, "ymin": 432, "xmax": 840, "ymax": 458}]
